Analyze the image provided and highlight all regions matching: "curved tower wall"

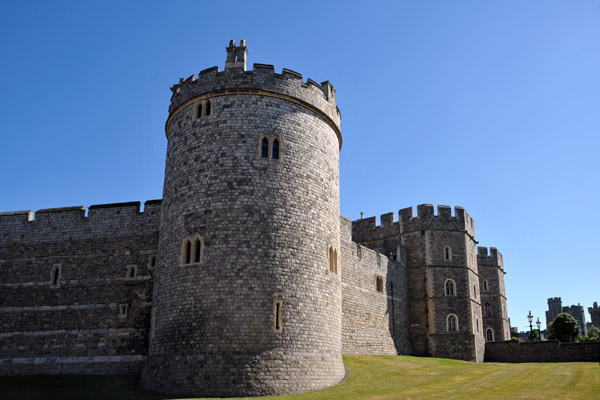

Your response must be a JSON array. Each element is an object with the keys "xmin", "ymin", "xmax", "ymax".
[{"xmin": 141, "ymin": 41, "xmax": 345, "ymax": 397}]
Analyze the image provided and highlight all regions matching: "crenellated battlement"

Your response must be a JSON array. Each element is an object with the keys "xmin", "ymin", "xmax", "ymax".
[
  {"xmin": 399, "ymin": 204, "xmax": 475, "ymax": 236},
  {"xmin": 169, "ymin": 64, "xmax": 337, "ymax": 112},
  {"xmin": 0, "ymin": 200, "xmax": 162, "ymax": 235},
  {"xmin": 166, "ymin": 40, "xmax": 341, "ymax": 147},
  {"xmin": 477, "ymin": 246, "xmax": 503, "ymax": 267},
  {"xmin": 352, "ymin": 204, "xmax": 475, "ymax": 243},
  {"xmin": 548, "ymin": 297, "xmax": 562, "ymax": 303}
]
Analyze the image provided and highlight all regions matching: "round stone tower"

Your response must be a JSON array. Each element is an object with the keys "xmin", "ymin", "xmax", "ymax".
[{"xmin": 140, "ymin": 40, "xmax": 345, "ymax": 397}]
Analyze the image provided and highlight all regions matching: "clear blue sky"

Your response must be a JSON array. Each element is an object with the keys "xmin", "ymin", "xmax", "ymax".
[{"xmin": 1, "ymin": 1, "xmax": 598, "ymax": 332}]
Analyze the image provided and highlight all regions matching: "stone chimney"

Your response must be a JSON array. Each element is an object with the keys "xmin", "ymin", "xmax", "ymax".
[{"xmin": 225, "ymin": 39, "xmax": 248, "ymax": 71}]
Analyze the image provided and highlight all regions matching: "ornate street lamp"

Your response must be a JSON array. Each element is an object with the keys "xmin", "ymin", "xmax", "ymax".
[
  {"xmin": 536, "ymin": 317, "xmax": 541, "ymax": 341},
  {"xmin": 527, "ymin": 311, "xmax": 534, "ymax": 341}
]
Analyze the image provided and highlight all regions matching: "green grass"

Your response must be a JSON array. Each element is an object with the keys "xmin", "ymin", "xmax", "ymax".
[{"xmin": 0, "ymin": 356, "xmax": 598, "ymax": 400}]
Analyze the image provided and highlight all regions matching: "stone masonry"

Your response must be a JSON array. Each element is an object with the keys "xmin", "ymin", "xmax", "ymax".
[
  {"xmin": 351, "ymin": 205, "xmax": 508, "ymax": 362},
  {"xmin": 477, "ymin": 247, "xmax": 510, "ymax": 342},
  {"xmin": 0, "ymin": 201, "xmax": 160, "ymax": 375},
  {"xmin": 0, "ymin": 40, "xmax": 510, "ymax": 397},
  {"xmin": 139, "ymin": 39, "xmax": 345, "ymax": 397}
]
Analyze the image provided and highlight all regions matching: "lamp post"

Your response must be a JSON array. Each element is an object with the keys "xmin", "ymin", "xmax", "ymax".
[
  {"xmin": 527, "ymin": 311, "xmax": 534, "ymax": 342},
  {"xmin": 536, "ymin": 317, "xmax": 541, "ymax": 341}
]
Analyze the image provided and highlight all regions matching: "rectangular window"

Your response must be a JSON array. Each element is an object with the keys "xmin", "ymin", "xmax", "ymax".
[
  {"xmin": 119, "ymin": 304, "xmax": 129, "ymax": 318},
  {"xmin": 376, "ymin": 276, "xmax": 384, "ymax": 292},
  {"xmin": 126, "ymin": 266, "xmax": 137, "ymax": 279},
  {"xmin": 273, "ymin": 300, "xmax": 283, "ymax": 333}
]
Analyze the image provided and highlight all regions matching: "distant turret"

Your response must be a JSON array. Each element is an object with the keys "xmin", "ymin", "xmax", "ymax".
[
  {"xmin": 546, "ymin": 297, "xmax": 563, "ymax": 329},
  {"xmin": 589, "ymin": 302, "xmax": 600, "ymax": 327}
]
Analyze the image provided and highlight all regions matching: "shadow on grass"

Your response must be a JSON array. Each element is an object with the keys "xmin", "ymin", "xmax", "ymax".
[{"xmin": 0, "ymin": 375, "xmax": 173, "ymax": 400}]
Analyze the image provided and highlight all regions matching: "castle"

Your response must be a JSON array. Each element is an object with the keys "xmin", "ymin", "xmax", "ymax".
[
  {"xmin": 546, "ymin": 297, "xmax": 599, "ymax": 336},
  {"xmin": 0, "ymin": 41, "xmax": 510, "ymax": 397}
]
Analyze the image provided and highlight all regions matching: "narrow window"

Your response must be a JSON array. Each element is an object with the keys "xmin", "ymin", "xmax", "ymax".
[
  {"xmin": 185, "ymin": 240, "xmax": 191, "ymax": 264},
  {"xmin": 357, "ymin": 244, "xmax": 362, "ymax": 259},
  {"xmin": 444, "ymin": 246, "xmax": 451, "ymax": 261},
  {"xmin": 473, "ymin": 284, "xmax": 477, "ymax": 297},
  {"xmin": 149, "ymin": 255, "xmax": 156, "ymax": 268},
  {"xmin": 194, "ymin": 238, "xmax": 202, "ymax": 263},
  {"xmin": 273, "ymin": 300, "xmax": 283, "ymax": 333},
  {"xmin": 445, "ymin": 279, "xmax": 455, "ymax": 296},
  {"xmin": 127, "ymin": 266, "xmax": 136, "ymax": 279},
  {"xmin": 205, "ymin": 100, "xmax": 211, "ymax": 116},
  {"xmin": 484, "ymin": 302, "xmax": 491, "ymax": 314},
  {"xmin": 119, "ymin": 304, "xmax": 129, "ymax": 318},
  {"xmin": 483, "ymin": 280, "xmax": 488, "ymax": 291},
  {"xmin": 51, "ymin": 266, "xmax": 60, "ymax": 287},
  {"xmin": 328, "ymin": 246, "xmax": 337, "ymax": 273},
  {"xmin": 334, "ymin": 249, "xmax": 338, "ymax": 274},
  {"xmin": 476, "ymin": 318, "xmax": 479, "ymax": 333},
  {"xmin": 376, "ymin": 276, "xmax": 384, "ymax": 292},
  {"xmin": 377, "ymin": 252, "xmax": 381, "ymax": 266},
  {"xmin": 261, "ymin": 137, "xmax": 269, "ymax": 158},
  {"xmin": 182, "ymin": 236, "xmax": 203, "ymax": 266},
  {"xmin": 486, "ymin": 328, "xmax": 494, "ymax": 341},
  {"xmin": 197, "ymin": 103, "xmax": 203, "ymax": 119},
  {"xmin": 447, "ymin": 314, "xmax": 458, "ymax": 331},
  {"xmin": 272, "ymin": 139, "xmax": 279, "ymax": 160}
]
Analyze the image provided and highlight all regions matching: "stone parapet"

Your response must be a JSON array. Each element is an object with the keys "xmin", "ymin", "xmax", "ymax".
[
  {"xmin": 477, "ymin": 247, "xmax": 503, "ymax": 268},
  {"xmin": 167, "ymin": 64, "xmax": 341, "ymax": 147},
  {"xmin": 0, "ymin": 200, "xmax": 162, "ymax": 235},
  {"xmin": 352, "ymin": 204, "xmax": 475, "ymax": 244}
]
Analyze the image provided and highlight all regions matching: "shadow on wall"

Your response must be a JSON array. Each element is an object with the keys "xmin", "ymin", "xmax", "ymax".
[{"xmin": 386, "ymin": 247, "xmax": 412, "ymax": 355}]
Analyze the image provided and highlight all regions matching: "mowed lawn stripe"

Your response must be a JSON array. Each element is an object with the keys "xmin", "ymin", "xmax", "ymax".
[
  {"xmin": 0, "ymin": 355, "xmax": 598, "ymax": 399},
  {"xmin": 253, "ymin": 357, "xmax": 599, "ymax": 400}
]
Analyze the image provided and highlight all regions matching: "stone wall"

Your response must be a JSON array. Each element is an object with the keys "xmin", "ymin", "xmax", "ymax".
[
  {"xmin": 340, "ymin": 216, "xmax": 411, "ymax": 355},
  {"xmin": 0, "ymin": 201, "xmax": 161, "ymax": 375},
  {"xmin": 485, "ymin": 340, "xmax": 600, "ymax": 363}
]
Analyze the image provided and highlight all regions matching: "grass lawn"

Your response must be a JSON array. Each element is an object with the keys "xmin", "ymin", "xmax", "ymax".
[{"xmin": 0, "ymin": 355, "xmax": 598, "ymax": 400}]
